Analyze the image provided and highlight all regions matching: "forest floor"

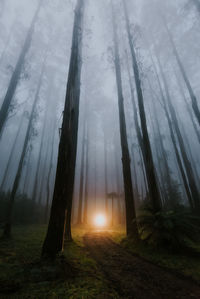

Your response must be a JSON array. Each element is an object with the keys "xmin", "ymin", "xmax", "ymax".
[
  {"xmin": 84, "ymin": 231, "xmax": 200, "ymax": 298},
  {"xmin": 0, "ymin": 225, "xmax": 200, "ymax": 298}
]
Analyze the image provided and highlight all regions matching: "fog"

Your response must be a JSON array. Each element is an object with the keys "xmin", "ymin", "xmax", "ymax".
[{"xmin": 0, "ymin": 0, "xmax": 200, "ymax": 228}]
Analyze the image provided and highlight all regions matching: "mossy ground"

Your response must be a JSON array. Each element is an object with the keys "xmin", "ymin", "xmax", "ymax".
[
  {"xmin": 0, "ymin": 225, "xmax": 118, "ymax": 298},
  {"xmin": 0, "ymin": 225, "xmax": 200, "ymax": 298}
]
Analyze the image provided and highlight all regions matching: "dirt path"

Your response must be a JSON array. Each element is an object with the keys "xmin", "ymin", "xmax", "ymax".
[{"xmin": 83, "ymin": 231, "xmax": 200, "ymax": 299}]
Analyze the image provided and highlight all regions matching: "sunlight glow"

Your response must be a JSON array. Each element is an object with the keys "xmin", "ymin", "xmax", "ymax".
[{"xmin": 94, "ymin": 213, "xmax": 107, "ymax": 227}]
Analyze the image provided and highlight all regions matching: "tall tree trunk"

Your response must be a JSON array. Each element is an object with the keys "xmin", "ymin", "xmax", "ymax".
[
  {"xmin": 114, "ymin": 146, "xmax": 123, "ymax": 224},
  {"xmin": 22, "ymin": 146, "xmax": 32, "ymax": 195},
  {"xmin": 163, "ymin": 18, "xmax": 200, "ymax": 127},
  {"xmin": 37, "ymin": 134, "xmax": 50, "ymax": 205},
  {"xmin": 104, "ymin": 133, "xmax": 109, "ymax": 217},
  {"xmin": 42, "ymin": 0, "xmax": 85, "ymax": 258},
  {"xmin": 0, "ymin": 0, "xmax": 43, "ymax": 137},
  {"xmin": 32, "ymin": 99, "xmax": 48, "ymax": 202},
  {"xmin": 149, "ymin": 50, "xmax": 194, "ymax": 209},
  {"xmin": 83, "ymin": 122, "xmax": 89, "ymax": 224},
  {"xmin": 44, "ymin": 120, "xmax": 56, "ymax": 224},
  {"xmin": 148, "ymin": 79, "xmax": 174, "ymax": 203},
  {"xmin": 174, "ymin": 70, "xmax": 200, "ymax": 144},
  {"xmin": 111, "ymin": 1, "xmax": 138, "ymax": 238},
  {"xmin": 122, "ymin": 0, "xmax": 161, "ymax": 212},
  {"xmin": 77, "ymin": 119, "xmax": 86, "ymax": 225},
  {"xmin": 155, "ymin": 54, "xmax": 197, "ymax": 210},
  {"xmin": 3, "ymin": 60, "xmax": 45, "ymax": 237}
]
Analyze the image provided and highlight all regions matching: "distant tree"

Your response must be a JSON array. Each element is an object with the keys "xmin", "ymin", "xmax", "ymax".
[
  {"xmin": 156, "ymin": 53, "xmax": 200, "ymax": 211},
  {"xmin": 0, "ymin": 0, "xmax": 43, "ymax": 137},
  {"xmin": 3, "ymin": 57, "xmax": 46, "ymax": 238},
  {"xmin": 32, "ymin": 100, "xmax": 48, "ymax": 202},
  {"xmin": 163, "ymin": 17, "xmax": 200, "ymax": 127},
  {"xmin": 0, "ymin": 112, "xmax": 24, "ymax": 192},
  {"xmin": 149, "ymin": 50, "xmax": 194, "ymax": 209},
  {"xmin": 42, "ymin": 0, "xmax": 85, "ymax": 258},
  {"xmin": 122, "ymin": 0, "xmax": 162, "ymax": 213}
]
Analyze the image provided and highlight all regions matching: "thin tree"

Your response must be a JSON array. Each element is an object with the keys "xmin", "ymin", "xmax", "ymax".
[
  {"xmin": 3, "ymin": 59, "xmax": 46, "ymax": 237},
  {"xmin": 163, "ymin": 17, "xmax": 200, "ymax": 127},
  {"xmin": 42, "ymin": 0, "xmax": 85, "ymax": 258},
  {"xmin": 32, "ymin": 99, "xmax": 48, "ymax": 202},
  {"xmin": 103, "ymin": 132, "xmax": 109, "ymax": 216},
  {"xmin": 0, "ymin": 0, "xmax": 43, "ymax": 137},
  {"xmin": 77, "ymin": 119, "xmax": 86, "ymax": 225},
  {"xmin": 155, "ymin": 54, "xmax": 198, "ymax": 210},
  {"xmin": 0, "ymin": 112, "xmax": 24, "ymax": 192},
  {"xmin": 149, "ymin": 49, "xmax": 194, "ymax": 209},
  {"xmin": 122, "ymin": 0, "xmax": 161, "ymax": 212},
  {"xmin": 83, "ymin": 121, "xmax": 89, "ymax": 224},
  {"xmin": 111, "ymin": 1, "xmax": 138, "ymax": 238}
]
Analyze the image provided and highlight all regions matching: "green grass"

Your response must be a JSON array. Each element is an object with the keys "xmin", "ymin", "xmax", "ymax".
[{"xmin": 0, "ymin": 225, "xmax": 119, "ymax": 299}]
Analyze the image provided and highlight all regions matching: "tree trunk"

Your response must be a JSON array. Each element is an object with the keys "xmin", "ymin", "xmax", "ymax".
[
  {"xmin": 44, "ymin": 119, "xmax": 56, "ymax": 224},
  {"xmin": 32, "ymin": 98, "xmax": 48, "ymax": 202},
  {"xmin": 83, "ymin": 122, "xmax": 89, "ymax": 224},
  {"xmin": 0, "ymin": 0, "xmax": 43, "ymax": 137},
  {"xmin": 122, "ymin": 0, "xmax": 162, "ymax": 213},
  {"xmin": 155, "ymin": 54, "xmax": 197, "ymax": 210},
  {"xmin": 42, "ymin": 0, "xmax": 85, "ymax": 258},
  {"xmin": 22, "ymin": 146, "xmax": 32, "ymax": 195},
  {"xmin": 163, "ymin": 18, "xmax": 200, "ymax": 127},
  {"xmin": 77, "ymin": 119, "xmax": 86, "ymax": 225},
  {"xmin": 174, "ymin": 70, "xmax": 200, "ymax": 144},
  {"xmin": 149, "ymin": 49, "xmax": 194, "ymax": 209},
  {"xmin": 104, "ymin": 133, "xmax": 109, "ymax": 217},
  {"xmin": 111, "ymin": 1, "xmax": 138, "ymax": 238}
]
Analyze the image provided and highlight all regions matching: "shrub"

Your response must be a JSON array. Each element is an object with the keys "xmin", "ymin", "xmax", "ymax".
[{"xmin": 136, "ymin": 205, "xmax": 200, "ymax": 252}]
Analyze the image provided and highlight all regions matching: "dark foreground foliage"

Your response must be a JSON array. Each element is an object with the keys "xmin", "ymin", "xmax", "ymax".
[{"xmin": 136, "ymin": 204, "xmax": 200, "ymax": 253}]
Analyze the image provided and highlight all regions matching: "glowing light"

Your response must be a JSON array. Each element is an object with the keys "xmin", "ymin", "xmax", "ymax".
[{"xmin": 94, "ymin": 213, "xmax": 106, "ymax": 227}]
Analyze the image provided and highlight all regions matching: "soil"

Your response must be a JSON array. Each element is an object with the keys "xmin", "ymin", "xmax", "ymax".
[{"xmin": 83, "ymin": 231, "xmax": 200, "ymax": 299}]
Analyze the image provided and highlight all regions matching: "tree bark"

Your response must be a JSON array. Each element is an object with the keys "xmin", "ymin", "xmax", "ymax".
[
  {"xmin": 111, "ymin": 1, "xmax": 138, "ymax": 238},
  {"xmin": 42, "ymin": 0, "xmax": 85, "ymax": 257},
  {"xmin": 44, "ymin": 119, "xmax": 56, "ymax": 224},
  {"xmin": 77, "ymin": 119, "xmax": 86, "ymax": 225},
  {"xmin": 83, "ymin": 122, "xmax": 89, "ymax": 224}
]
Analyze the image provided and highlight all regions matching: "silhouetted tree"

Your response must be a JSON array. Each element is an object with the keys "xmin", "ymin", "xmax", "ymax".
[
  {"xmin": 42, "ymin": 0, "xmax": 85, "ymax": 258},
  {"xmin": 111, "ymin": 1, "xmax": 138, "ymax": 238},
  {"xmin": 0, "ymin": 0, "xmax": 43, "ymax": 137}
]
